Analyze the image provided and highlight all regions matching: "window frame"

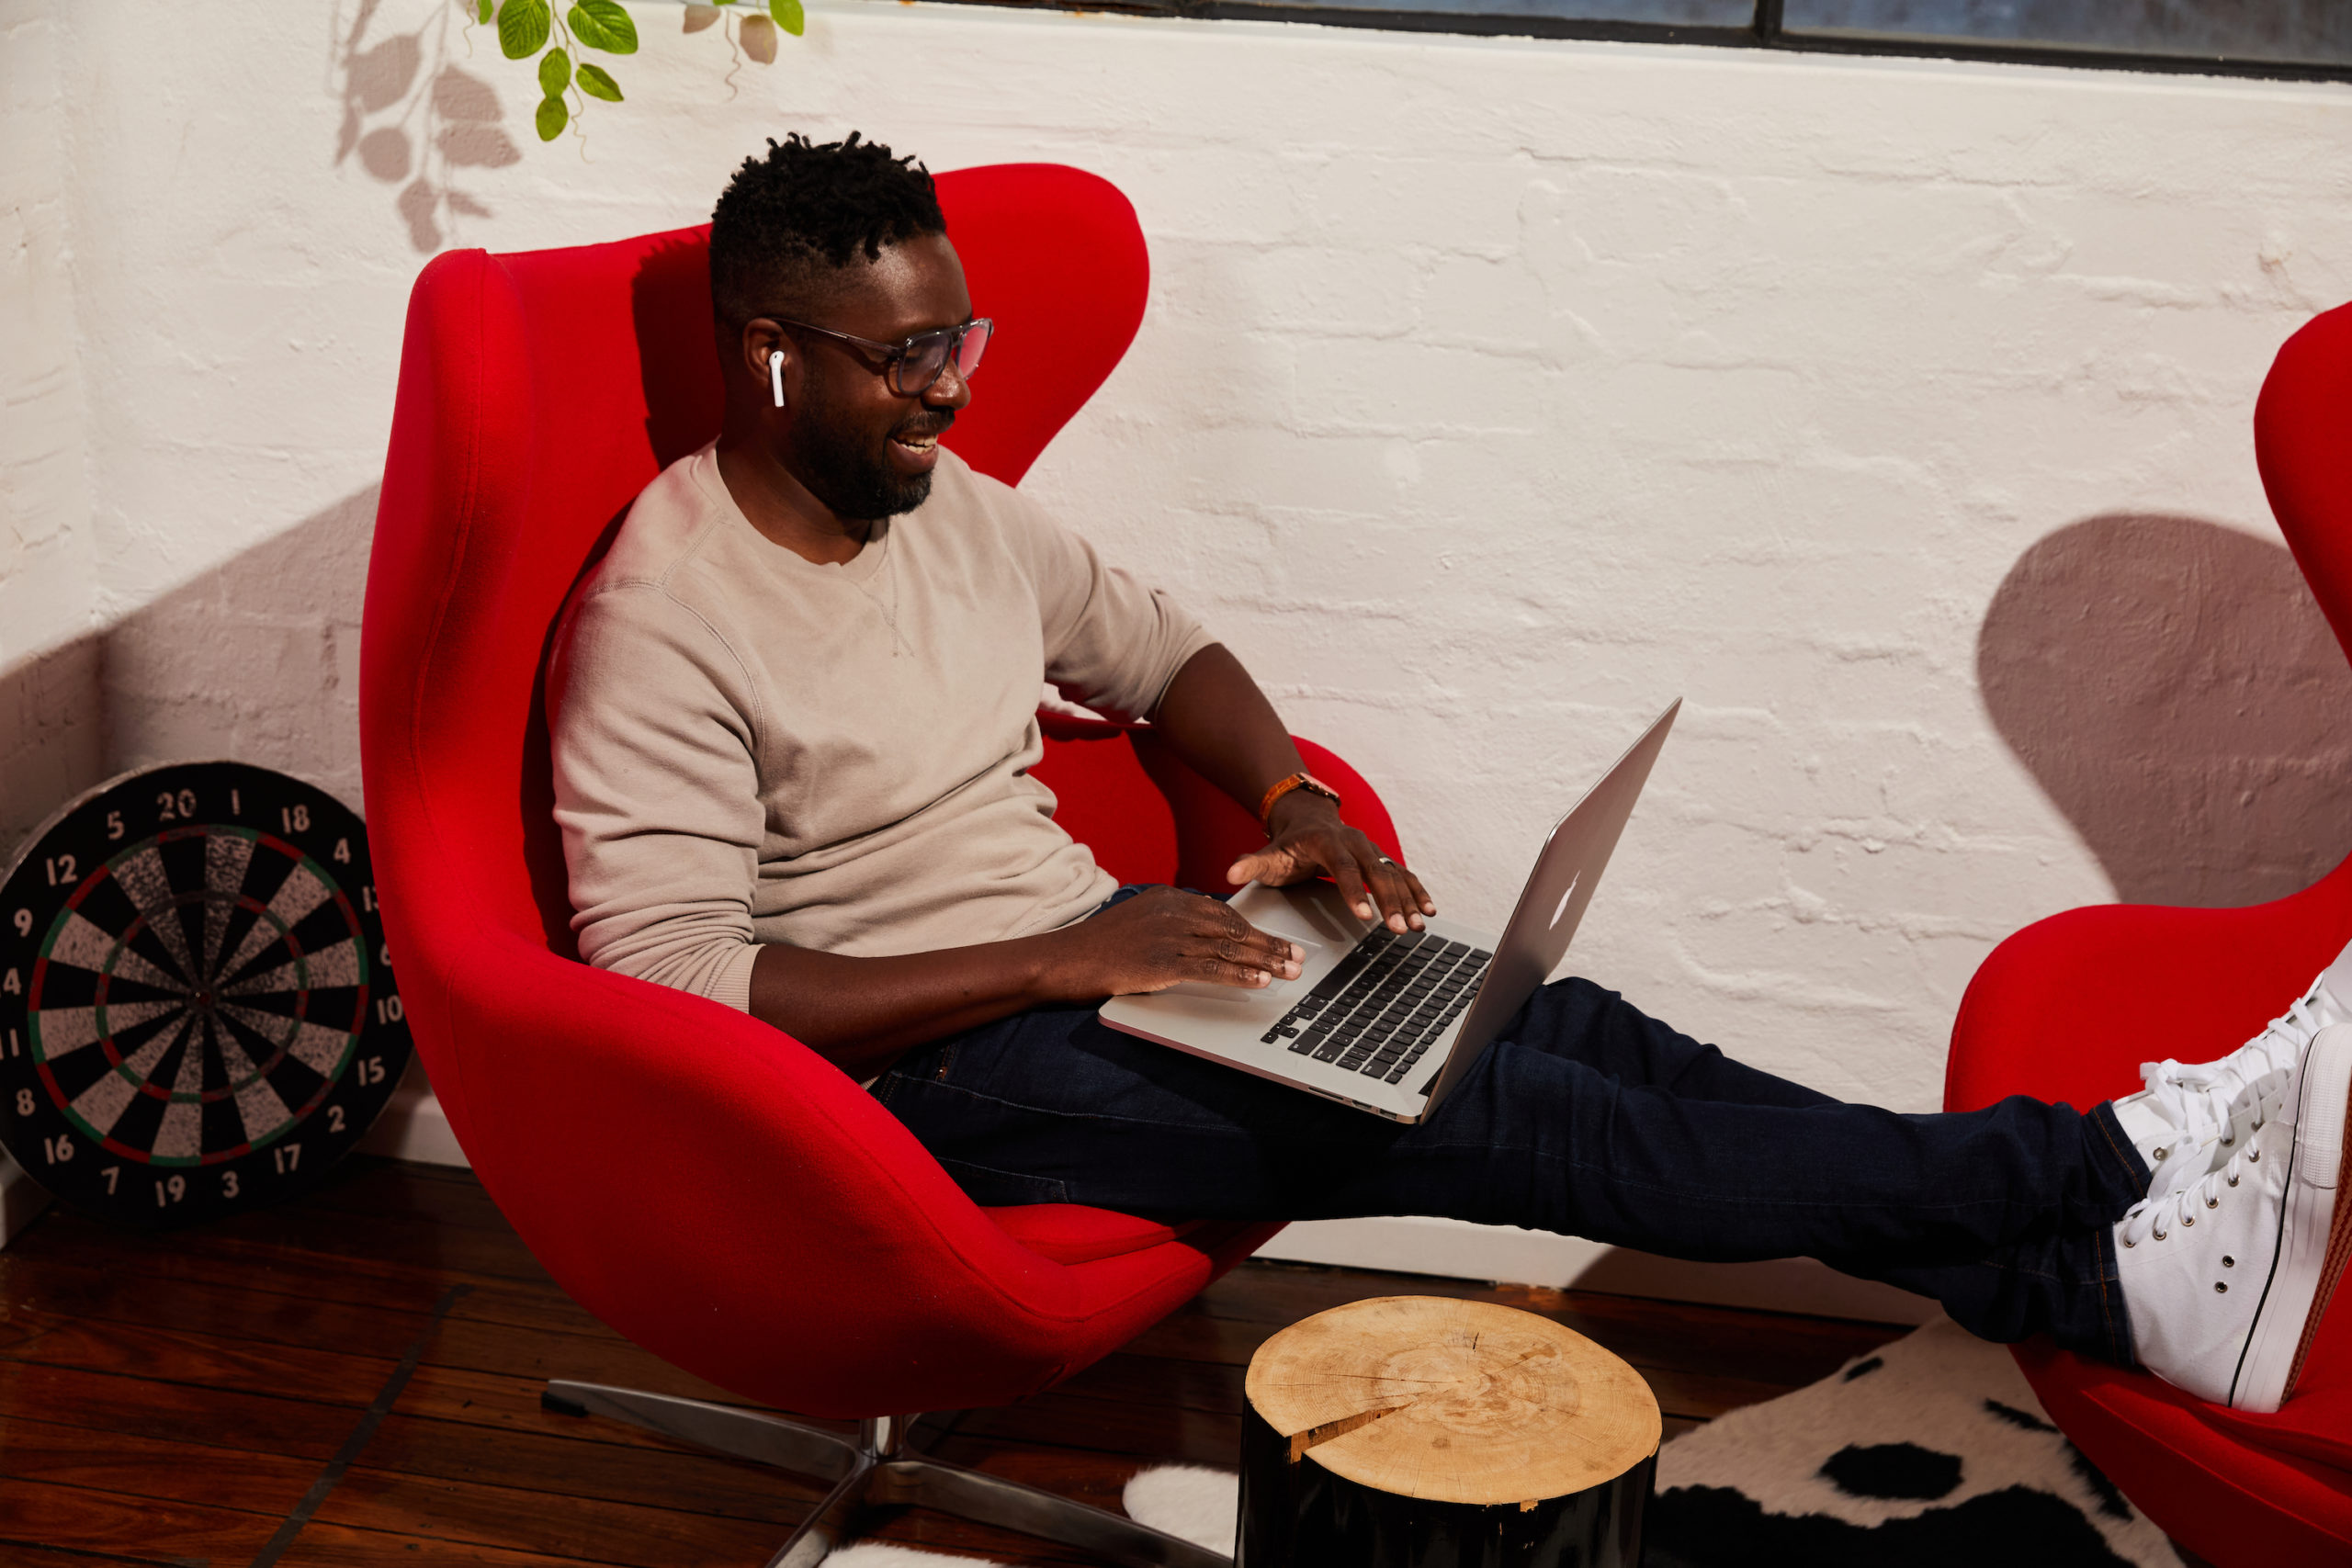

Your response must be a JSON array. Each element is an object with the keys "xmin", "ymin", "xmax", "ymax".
[{"xmin": 935, "ymin": 0, "xmax": 2352, "ymax": 85}]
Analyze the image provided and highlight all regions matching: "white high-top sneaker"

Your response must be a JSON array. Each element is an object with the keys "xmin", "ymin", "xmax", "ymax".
[
  {"xmin": 2113, "ymin": 939, "xmax": 2352, "ymax": 1194},
  {"xmin": 2118, "ymin": 1021, "xmax": 2352, "ymax": 1413}
]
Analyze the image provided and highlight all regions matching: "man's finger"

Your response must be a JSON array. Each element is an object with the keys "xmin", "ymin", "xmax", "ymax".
[
  {"xmin": 1248, "ymin": 930, "xmax": 1306, "ymax": 972},
  {"xmin": 1198, "ymin": 956, "xmax": 1273, "ymax": 988},
  {"xmin": 1361, "ymin": 850, "xmax": 1419, "ymax": 932},
  {"xmin": 1329, "ymin": 852, "xmax": 1374, "ymax": 923},
  {"xmin": 1401, "ymin": 865, "xmax": 1437, "ymax": 917}
]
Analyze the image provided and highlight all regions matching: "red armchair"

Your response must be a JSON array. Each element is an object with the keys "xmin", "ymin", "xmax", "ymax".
[
  {"xmin": 360, "ymin": 165, "xmax": 1400, "ymax": 1565},
  {"xmin": 1945, "ymin": 302, "xmax": 2352, "ymax": 1565}
]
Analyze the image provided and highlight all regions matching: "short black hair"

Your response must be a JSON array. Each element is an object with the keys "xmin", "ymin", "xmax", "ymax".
[{"xmin": 707, "ymin": 131, "xmax": 946, "ymax": 326}]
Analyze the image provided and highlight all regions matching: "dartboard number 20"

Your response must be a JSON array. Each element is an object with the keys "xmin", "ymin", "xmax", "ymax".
[{"xmin": 0, "ymin": 761, "xmax": 412, "ymax": 1229}]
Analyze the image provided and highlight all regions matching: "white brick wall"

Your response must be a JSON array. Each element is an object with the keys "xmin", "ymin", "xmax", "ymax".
[
  {"xmin": 6, "ymin": 0, "xmax": 2352, "ymax": 1282},
  {"xmin": 1, "ymin": 0, "xmax": 102, "ymax": 853}
]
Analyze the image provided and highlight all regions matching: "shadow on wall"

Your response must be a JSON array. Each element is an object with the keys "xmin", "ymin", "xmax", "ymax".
[
  {"xmin": 1979, "ymin": 512, "xmax": 2352, "ymax": 908},
  {"xmin": 334, "ymin": 0, "xmax": 519, "ymax": 254},
  {"xmin": 0, "ymin": 487, "xmax": 381, "ymax": 865}
]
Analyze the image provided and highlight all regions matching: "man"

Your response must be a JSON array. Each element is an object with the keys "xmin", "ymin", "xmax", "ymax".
[{"xmin": 548, "ymin": 132, "xmax": 2350, "ymax": 1414}]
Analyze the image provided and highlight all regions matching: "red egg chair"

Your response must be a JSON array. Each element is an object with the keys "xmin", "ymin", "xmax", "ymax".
[
  {"xmin": 1945, "ymin": 301, "xmax": 2352, "ymax": 1565},
  {"xmin": 360, "ymin": 165, "xmax": 1401, "ymax": 1565}
]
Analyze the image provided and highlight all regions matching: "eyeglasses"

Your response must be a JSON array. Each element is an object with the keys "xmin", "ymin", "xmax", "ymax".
[{"xmin": 765, "ymin": 314, "xmax": 994, "ymax": 397}]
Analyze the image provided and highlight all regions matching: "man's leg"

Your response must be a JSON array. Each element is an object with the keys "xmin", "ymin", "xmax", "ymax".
[
  {"xmin": 876, "ymin": 984, "xmax": 2146, "ymax": 1364},
  {"xmin": 1501, "ymin": 976, "xmax": 1838, "ymax": 1109}
]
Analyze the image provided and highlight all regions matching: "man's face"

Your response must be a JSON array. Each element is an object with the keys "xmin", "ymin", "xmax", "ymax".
[{"xmin": 780, "ymin": 232, "xmax": 973, "ymax": 524}]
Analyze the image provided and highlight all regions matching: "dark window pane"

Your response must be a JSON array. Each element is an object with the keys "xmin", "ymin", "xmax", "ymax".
[
  {"xmin": 1782, "ymin": 1, "xmax": 2352, "ymax": 65},
  {"xmin": 1216, "ymin": 0, "xmax": 1752, "ymax": 22}
]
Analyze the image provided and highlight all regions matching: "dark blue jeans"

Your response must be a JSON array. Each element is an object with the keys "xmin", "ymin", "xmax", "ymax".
[{"xmin": 875, "ymin": 902, "xmax": 2149, "ymax": 1365}]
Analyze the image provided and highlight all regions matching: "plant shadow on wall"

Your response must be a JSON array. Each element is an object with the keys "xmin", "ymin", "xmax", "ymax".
[
  {"xmin": 332, "ymin": 1, "xmax": 808, "ymax": 254},
  {"xmin": 1978, "ymin": 513, "xmax": 2352, "ymax": 908},
  {"xmin": 335, "ymin": 0, "xmax": 523, "ymax": 254},
  {"xmin": 0, "ymin": 490, "xmax": 382, "ymax": 865}
]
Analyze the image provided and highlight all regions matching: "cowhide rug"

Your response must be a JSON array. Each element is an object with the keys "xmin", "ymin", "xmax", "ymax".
[{"xmin": 829, "ymin": 1316, "xmax": 2181, "ymax": 1567}]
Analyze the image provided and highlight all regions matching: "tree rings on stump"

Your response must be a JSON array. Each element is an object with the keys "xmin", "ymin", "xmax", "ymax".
[{"xmin": 1239, "ymin": 1295, "xmax": 1659, "ymax": 1566}]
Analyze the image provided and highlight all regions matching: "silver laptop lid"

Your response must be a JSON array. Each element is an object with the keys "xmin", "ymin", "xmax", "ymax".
[{"xmin": 1420, "ymin": 699, "xmax": 1680, "ymax": 1111}]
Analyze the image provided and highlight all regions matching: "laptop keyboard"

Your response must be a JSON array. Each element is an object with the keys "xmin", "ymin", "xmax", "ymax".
[{"xmin": 1259, "ymin": 928, "xmax": 1493, "ymax": 1086}]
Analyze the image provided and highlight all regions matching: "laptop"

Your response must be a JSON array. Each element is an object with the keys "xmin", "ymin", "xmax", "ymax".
[{"xmin": 1099, "ymin": 700, "xmax": 1679, "ymax": 1123}]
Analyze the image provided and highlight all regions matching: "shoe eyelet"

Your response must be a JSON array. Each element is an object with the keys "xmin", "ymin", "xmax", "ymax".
[
  {"xmin": 2215, "ymin": 1281, "xmax": 2229, "ymax": 1293},
  {"xmin": 2153, "ymin": 1145, "xmax": 2170, "ymax": 1159},
  {"xmin": 2181, "ymin": 1213, "xmax": 2194, "ymax": 1226},
  {"xmin": 2250, "ymin": 1148, "xmax": 2261, "ymax": 1161},
  {"xmin": 2229, "ymin": 1174, "xmax": 2242, "ymax": 1187},
  {"xmin": 2223, "ymin": 1255, "xmax": 2235, "ymax": 1267},
  {"xmin": 2221, "ymin": 1134, "xmax": 2234, "ymax": 1146},
  {"xmin": 2153, "ymin": 1226, "xmax": 2168, "ymax": 1241},
  {"xmin": 2121, "ymin": 1236, "xmax": 2136, "ymax": 1247},
  {"xmin": 2206, "ymin": 1195, "xmax": 2219, "ymax": 1209}
]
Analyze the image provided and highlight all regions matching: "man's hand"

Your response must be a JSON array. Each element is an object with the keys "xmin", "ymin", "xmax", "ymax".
[
  {"xmin": 1046, "ymin": 886, "xmax": 1305, "ymax": 998},
  {"xmin": 1227, "ymin": 794, "xmax": 1436, "ymax": 934}
]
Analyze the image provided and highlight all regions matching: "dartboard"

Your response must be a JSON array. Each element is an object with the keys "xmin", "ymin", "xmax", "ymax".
[{"xmin": 0, "ymin": 761, "xmax": 410, "ymax": 1229}]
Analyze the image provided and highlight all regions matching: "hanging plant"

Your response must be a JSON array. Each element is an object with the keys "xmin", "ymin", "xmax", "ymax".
[{"xmin": 479, "ymin": 0, "xmax": 807, "ymax": 141}]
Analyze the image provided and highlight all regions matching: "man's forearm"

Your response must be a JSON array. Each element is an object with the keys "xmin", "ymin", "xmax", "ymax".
[
  {"xmin": 748, "ymin": 936, "xmax": 1064, "ymax": 1080},
  {"xmin": 1148, "ymin": 643, "xmax": 1315, "ymax": 827}
]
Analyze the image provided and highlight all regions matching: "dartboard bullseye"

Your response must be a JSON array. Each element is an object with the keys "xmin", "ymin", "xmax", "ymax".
[{"xmin": 1, "ymin": 761, "xmax": 411, "ymax": 1228}]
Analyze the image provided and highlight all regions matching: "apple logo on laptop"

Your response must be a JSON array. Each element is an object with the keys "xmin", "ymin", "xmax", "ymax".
[{"xmin": 1551, "ymin": 872, "xmax": 1581, "ymax": 929}]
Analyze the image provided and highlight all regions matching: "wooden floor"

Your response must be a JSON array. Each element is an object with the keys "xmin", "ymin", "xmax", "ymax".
[{"xmin": 0, "ymin": 1156, "xmax": 1917, "ymax": 1567}]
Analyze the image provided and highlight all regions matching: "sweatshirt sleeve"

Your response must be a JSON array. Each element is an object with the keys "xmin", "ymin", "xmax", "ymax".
[
  {"xmin": 1003, "ymin": 487, "xmax": 1213, "ymax": 722},
  {"xmin": 546, "ymin": 581, "xmax": 764, "ymax": 1012}
]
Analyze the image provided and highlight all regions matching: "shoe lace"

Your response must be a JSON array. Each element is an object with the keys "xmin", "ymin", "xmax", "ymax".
[
  {"xmin": 2120, "ymin": 1128, "xmax": 2267, "ymax": 1247},
  {"xmin": 2139, "ymin": 989, "xmax": 2325, "ymax": 1127}
]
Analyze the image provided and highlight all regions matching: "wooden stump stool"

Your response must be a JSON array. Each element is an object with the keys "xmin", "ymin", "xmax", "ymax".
[{"xmin": 1239, "ymin": 1296, "xmax": 1659, "ymax": 1567}]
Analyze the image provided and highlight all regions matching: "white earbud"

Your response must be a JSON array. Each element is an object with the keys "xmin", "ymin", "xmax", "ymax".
[{"xmin": 770, "ymin": 348, "xmax": 786, "ymax": 408}]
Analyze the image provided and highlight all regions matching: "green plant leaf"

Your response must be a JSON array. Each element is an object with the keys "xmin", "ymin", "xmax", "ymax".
[
  {"xmin": 569, "ymin": 0, "xmax": 639, "ymax": 53},
  {"xmin": 477, "ymin": 0, "xmax": 493, "ymax": 23},
  {"xmin": 683, "ymin": 5, "xmax": 721, "ymax": 31},
  {"xmin": 770, "ymin": 0, "xmax": 804, "ymax": 36},
  {"xmin": 577, "ymin": 62, "xmax": 623, "ymax": 100},
  {"xmin": 538, "ymin": 47, "xmax": 571, "ymax": 96},
  {"xmin": 499, "ymin": 0, "xmax": 551, "ymax": 59},
  {"xmin": 536, "ymin": 94, "xmax": 570, "ymax": 140},
  {"xmin": 567, "ymin": 6, "xmax": 610, "ymax": 49}
]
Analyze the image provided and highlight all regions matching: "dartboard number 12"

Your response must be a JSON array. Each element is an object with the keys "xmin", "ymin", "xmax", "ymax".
[{"xmin": 0, "ymin": 761, "xmax": 413, "ymax": 1229}]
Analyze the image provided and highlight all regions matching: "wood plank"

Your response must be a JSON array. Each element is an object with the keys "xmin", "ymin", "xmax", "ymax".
[
  {"xmin": 8, "ymin": 1217, "xmax": 625, "ymax": 1343},
  {"xmin": 359, "ymin": 1406, "xmax": 831, "ymax": 1521},
  {"xmin": 192, "ymin": 1197, "xmax": 558, "ymax": 1287},
  {"xmin": 0, "ymin": 1359, "xmax": 358, "ymax": 1460},
  {"xmin": 0, "ymin": 1544, "xmax": 193, "ymax": 1568},
  {"xmin": 0, "ymin": 1415, "xmax": 319, "ymax": 1517},
  {"xmin": 0, "ymin": 1478, "xmax": 279, "ymax": 1563},
  {"xmin": 1, "ymin": 1311, "xmax": 398, "ymax": 1409},
  {"xmin": 952, "ymin": 1390, "xmax": 1245, "ymax": 1469},
  {"xmin": 2, "ymin": 1254, "xmax": 752, "ymax": 1411},
  {"xmin": 272, "ymin": 1519, "xmax": 644, "ymax": 1568},
  {"xmin": 311, "ymin": 1465, "xmax": 793, "ymax": 1568}
]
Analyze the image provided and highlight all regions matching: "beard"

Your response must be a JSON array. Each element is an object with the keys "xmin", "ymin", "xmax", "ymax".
[{"xmin": 785, "ymin": 378, "xmax": 949, "ymax": 524}]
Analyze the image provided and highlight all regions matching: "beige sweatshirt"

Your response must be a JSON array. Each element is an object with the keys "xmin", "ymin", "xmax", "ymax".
[{"xmin": 546, "ymin": 443, "xmax": 1210, "ymax": 1012}]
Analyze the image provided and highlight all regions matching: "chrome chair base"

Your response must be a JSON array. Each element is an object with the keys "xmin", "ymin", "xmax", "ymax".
[{"xmin": 543, "ymin": 1380, "xmax": 1231, "ymax": 1568}]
